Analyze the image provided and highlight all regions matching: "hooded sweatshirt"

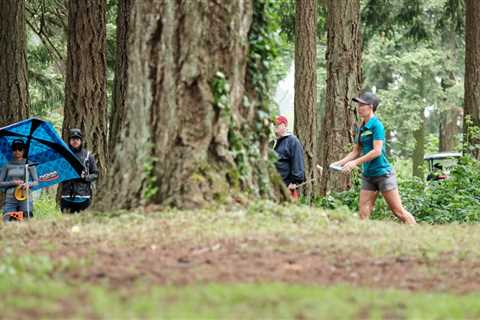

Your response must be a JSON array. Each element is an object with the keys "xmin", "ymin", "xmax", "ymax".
[
  {"xmin": 274, "ymin": 133, "xmax": 305, "ymax": 185},
  {"xmin": 60, "ymin": 146, "xmax": 98, "ymax": 202}
]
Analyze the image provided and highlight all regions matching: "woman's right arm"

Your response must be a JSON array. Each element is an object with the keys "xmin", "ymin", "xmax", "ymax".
[
  {"xmin": 0, "ymin": 166, "xmax": 18, "ymax": 188},
  {"xmin": 333, "ymin": 144, "xmax": 360, "ymax": 166}
]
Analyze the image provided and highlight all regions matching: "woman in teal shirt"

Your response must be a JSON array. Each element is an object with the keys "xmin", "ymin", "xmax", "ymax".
[{"xmin": 332, "ymin": 92, "xmax": 416, "ymax": 225}]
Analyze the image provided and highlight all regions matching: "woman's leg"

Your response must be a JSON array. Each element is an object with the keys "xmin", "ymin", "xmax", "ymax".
[
  {"xmin": 18, "ymin": 200, "xmax": 33, "ymax": 219},
  {"xmin": 3, "ymin": 199, "xmax": 19, "ymax": 222},
  {"xmin": 359, "ymin": 190, "xmax": 378, "ymax": 220},
  {"xmin": 382, "ymin": 189, "xmax": 416, "ymax": 224}
]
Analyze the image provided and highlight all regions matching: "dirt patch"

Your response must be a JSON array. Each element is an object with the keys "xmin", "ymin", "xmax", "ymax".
[{"xmin": 25, "ymin": 236, "xmax": 480, "ymax": 294}]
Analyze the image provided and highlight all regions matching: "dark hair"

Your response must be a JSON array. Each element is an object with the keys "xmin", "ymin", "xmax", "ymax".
[{"xmin": 11, "ymin": 139, "xmax": 25, "ymax": 151}]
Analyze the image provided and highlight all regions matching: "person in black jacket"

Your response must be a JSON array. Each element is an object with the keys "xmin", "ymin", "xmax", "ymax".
[
  {"xmin": 274, "ymin": 115, "xmax": 305, "ymax": 192},
  {"xmin": 60, "ymin": 129, "xmax": 98, "ymax": 213}
]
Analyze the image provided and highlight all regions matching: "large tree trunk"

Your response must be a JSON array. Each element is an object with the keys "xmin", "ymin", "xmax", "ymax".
[
  {"xmin": 109, "ymin": 0, "xmax": 134, "ymax": 157},
  {"xmin": 319, "ymin": 0, "xmax": 361, "ymax": 194},
  {"xmin": 464, "ymin": 0, "xmax": 480, "ymax": 159},
  {"xmin": 412, "ymin": 110, "xmax": 425, "ymax": 178},
  {"xmin": 63, "ymin": 0, "xmax": 108, "ymax": 174},
  {"xmin": 0, "ymin": 0, "xmax": 29, "ymax": 126},
  {"xmin": 294, "ymin": 0, "xmax": 317, "ymax": 200},
  {"xmin": 98, "ymin": 0, "xmax": 288, "ymax": 210}
]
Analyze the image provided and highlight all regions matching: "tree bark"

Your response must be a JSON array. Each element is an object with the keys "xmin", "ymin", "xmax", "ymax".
[
  {"xmin": 294, "ymin": 0, "xmax": 317, "ymax": 200},
  {"xmin": 412, "ymin": 110, "xmax": 425, "ymax": 178},
  {"xmin": 319, "ymin": 0, "xmax": 362, "ymax": 194},
  {"xmin": 98, "ymin": 0, "xmax": 288, "ymax": 210},
  {"xmin": 0, "ymin": 0, "xmax": 29, "ymax": 126},
  {"xmin": 385, "ymin": 128, "xmax": 393, "ymax": 158},
  {"xmin": 439, "ymin": 107, "xmax": 462, "ymax": 152},
  {"xmin": 464, "ymin": 0, "xmax": 480, "ymax": 159},
  {"xmin": 63, "ymin": 0, "xmax": 108, "ymax": 174},
  {"xmin": 109, "ymin": 0, "xmax": 134, "ymax": 157}
]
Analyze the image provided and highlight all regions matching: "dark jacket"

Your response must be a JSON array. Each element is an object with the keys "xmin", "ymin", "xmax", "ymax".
[
  {"xmin": 60, "ymin": 148, "xmax": 98, "ymax": 201},
  {"xmin": 274, "ymin": 134, "xmax": 305, "ymax": 185}
]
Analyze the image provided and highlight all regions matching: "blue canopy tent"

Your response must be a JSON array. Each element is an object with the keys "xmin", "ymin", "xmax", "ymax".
[{"xmin": 0, "ymin": 118, "xmax": 84, "ymax": 190}]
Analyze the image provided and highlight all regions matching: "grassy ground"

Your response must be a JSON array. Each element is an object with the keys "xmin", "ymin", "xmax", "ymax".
[{"xmin": 1, "ymin": 197, "xmax": 480, "ymax": 319}]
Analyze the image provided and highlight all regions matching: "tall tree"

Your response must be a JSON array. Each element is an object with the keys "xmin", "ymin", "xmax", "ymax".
[
  {"xmin": 0, "ymin": 0, "xmax": 29, "ymax": 126},
  {"xmin": 412, "ymin": 110, "xmax": 425, "ymax": 177},
  {"xmin": 98, "ymin": 1, "xmax": 288, "ymax": 210},
  {"xmin": 439, "ymin": 107, "xmax": 462, "ymax": 152},
  {"xmin": 464, "ymin": 0, "xmax": 480, "ymax": 159},
  {"xmin": 63, "ymin": 0, "xmax": 108, "ymax": 174},
  {"xmin": 109, "ymin": 0, "xmax": 134, "ymax": 156},
  {"xmin": 294, "ymin": 0, "xmax": 317, "ymax": 199},
  {"xmin": 319, "ymin": 0, "xmax": 361, "ymax": 194}
]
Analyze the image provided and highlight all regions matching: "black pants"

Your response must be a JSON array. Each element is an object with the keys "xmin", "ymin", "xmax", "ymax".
[{"xmin": 61, "ymin": 199, "xmax": 91, "ymax": 214}]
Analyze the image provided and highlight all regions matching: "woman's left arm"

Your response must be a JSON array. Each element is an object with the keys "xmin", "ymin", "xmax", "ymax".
[{"xmin": 28, "ymin": 165, "xmax": 39, "ymax": 187}]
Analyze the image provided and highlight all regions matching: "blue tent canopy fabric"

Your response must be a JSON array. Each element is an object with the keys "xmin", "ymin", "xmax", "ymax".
[{"xmin": 0, "ymin": 118, "xmax": 84, "ymax": 190}]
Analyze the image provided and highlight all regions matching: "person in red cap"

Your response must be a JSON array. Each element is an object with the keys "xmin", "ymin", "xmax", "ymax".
[{"xmin": 274, "ymin": 115, "xmax": 305, "ymax": 196}]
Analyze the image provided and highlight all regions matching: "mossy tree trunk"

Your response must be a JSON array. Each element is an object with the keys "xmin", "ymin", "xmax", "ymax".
[
  {"xmin": 0, "ymin": 0, "xmax": 29, "ymax": 126},
  {"xmin": 294, "ymin": 0, "xmax": 317, "ymax": 200},
  {"xmin": 319, "ymin": 0, "xmax": 362, "ymax": 194},
  {"xmin": 98, "ymin": 0, "xmax": 288, "ymax": 210}
]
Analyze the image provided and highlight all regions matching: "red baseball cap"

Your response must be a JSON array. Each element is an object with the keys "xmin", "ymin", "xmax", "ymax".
[{"xmin": 275, "ymin": 115, "xmax": 288, "ymax": 126}]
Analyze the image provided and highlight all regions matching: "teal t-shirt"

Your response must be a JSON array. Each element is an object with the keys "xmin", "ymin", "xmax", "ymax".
[{"xmin": 355, "ymin": 116, "xmax": 391, "ymax": 177}]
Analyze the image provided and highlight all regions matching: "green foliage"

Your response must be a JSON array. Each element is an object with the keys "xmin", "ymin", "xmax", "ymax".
[
  {"xmin": 362, "ymin": 0, "xmax": 463, "ymax": 44},
  {"xmin": 436, "ymin": 0, "xmax": 465, "ymax": 34},
  {"xmin": 211, "ymin": 72, "xmax": 255, "ymax": 187},
  {"xmin": 208, "ymin": 0, "xmax": 288, "ymax": 194},
  {"xmin": 142, "ymin": 155, "xmax": 159, "ymax": 201},
  {"xmin": 274, "ymin": 0, "xmax": 327, "ymax": 43},
  {"xmin": 362, "ymin": 0, "xmax": 465, "ymax": 167},
  {"xmin": 363, "ymin": 34, "xmax": 463, "ymax": 158},
  {"xmin": 249, "ymin": 0, "xmax": 282, "ymax": 125},
  {"xmin": 315, "ymin": 157, "xmax": 480, "ymax": 224},
  {"xmin": 25, "ymin": 0, "xmax": 118, "ymax": 123},
  {"xmin": 25, "ymin": 1, "xmax": 66, "ymax": 120},
  {"xmin": 33, "ymin": 190, "xmax": 62, "ymax": 218},
  {"xmin": 463, "ymin": 115, "xmax": 480, "ymax": 156}
]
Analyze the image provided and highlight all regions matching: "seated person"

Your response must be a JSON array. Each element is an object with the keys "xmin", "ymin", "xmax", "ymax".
[{"xmin": 427, "ymin": 163, "xmax": 448, "ymax": 181}]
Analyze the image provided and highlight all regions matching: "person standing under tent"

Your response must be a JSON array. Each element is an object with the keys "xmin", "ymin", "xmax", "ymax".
[
  {"xmin": 60, "ymin": 129, "xmax": 98, "ymax": 213},
  {"xmin": 0, "ymin": 139, "xmax": 39, "ymax": 222}
]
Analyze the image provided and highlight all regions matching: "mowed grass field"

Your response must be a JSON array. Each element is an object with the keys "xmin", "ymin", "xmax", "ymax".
[{"xmin": 1, "ymin": 199, "xmax": 480, "ymax": 319}]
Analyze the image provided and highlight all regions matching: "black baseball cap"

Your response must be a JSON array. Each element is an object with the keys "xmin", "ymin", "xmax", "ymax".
[
  {"xmin": 11, "ymin": 139, "xmax": 26, "ymax": 150},
  {"xmin": 68, "ymin": 128, "xmax": 83, "ymax": 139},
  {"xmin": 352, "ymin": 92, "xmax": 380, "ymax": 111}
]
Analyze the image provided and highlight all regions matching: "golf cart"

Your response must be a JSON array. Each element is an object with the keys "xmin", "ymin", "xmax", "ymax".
[{"xmin": 424, "ymin": 152, "xmax": 462, "ymax": 181}]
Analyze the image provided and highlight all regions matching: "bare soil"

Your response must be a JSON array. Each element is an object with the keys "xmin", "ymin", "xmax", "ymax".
[{"xmin": 24, "ymin": 235, "xmax": 480, "ymax": 294}]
